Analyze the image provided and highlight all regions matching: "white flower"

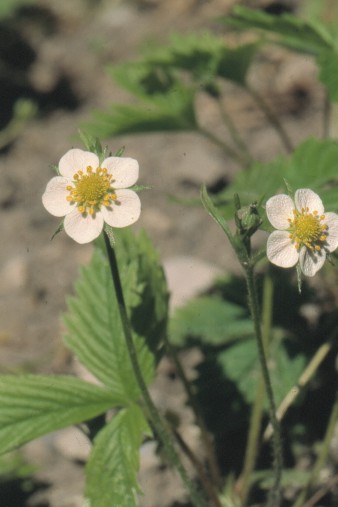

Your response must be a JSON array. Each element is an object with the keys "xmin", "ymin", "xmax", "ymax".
[
  {"xmin": 266, "ymin": 188, "xmax": 338, "ymax": 277},
  {"xmin": 42, "ymin": 148, "xmax": 141, "ymax": 244}
]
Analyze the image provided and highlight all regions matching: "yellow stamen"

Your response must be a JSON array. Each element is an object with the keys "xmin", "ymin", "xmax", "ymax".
[
  {"xmin": 66, "ymin": 166, "xmax": 117, "ymax": 215},
  {"xmin": 288, "ymin": 208, "xmax": 328, "ymax": 252}
]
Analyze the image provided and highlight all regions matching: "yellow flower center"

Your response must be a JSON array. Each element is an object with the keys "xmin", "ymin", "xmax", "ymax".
[
  {"xmin": 288, "ymin": 207, "xmax": 328, "ymax": 251},
  {"xmin": 66, "ymin": 166, "xmax": 117, "ymax": 215}
]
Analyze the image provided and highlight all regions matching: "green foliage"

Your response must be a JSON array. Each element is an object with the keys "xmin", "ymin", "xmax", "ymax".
[
  {"xmin": 113, "ymin": 229, "xmax": 168, "ymax": 356},
  {"xmin": 218, "ymin": 338, "xmax": 305, "ymax": 407},
  {"xmin": 170, "ymin": 296, "xmax": 253, "ymax": 346},
  {"xmin": 222, "ymin": 5, "xmax": 338, "ymax": 103},
  {"xmin": 0, "ymin": 452, "xmax": 35, "ymax": 481},
  {"xmin": 0, "ymin": 0, "xmax": 33, "ymax": 18},
  {"xmin": 143, "ymin": 32, "xmax": 257, "ymax": 87},
  {"xmin": 85, "ymin": 86, "xmax": 197, "ymax": 138},
  {"xmin": 217, "ymin": 138, "xmax": 338, "ymax": 219},
  {"xmin": 64, "ymin": 229, "xmax": 168, "ymax": 401},
  {"xmin": 0, "ymin": 375, "xmax": 117, "ymax": 455},
  {"xmin": 317, "ymin": 49, "xmax": 338, "ymax": 101},
  {"xmin": 85, "ymin": 31, "xmax": 257, "ymax": 138},
  {"xmin": 85, "ymin": 405, "xmax": 148, "ymax": 507},
  {"xmin": 222, "ymin": 5, "xmax": 335, "ymax": 54}
]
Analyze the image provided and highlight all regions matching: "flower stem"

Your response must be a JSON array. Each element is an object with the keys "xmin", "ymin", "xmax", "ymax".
[
  {"xmin": 245, "ymin": 265, "xmax": 282, "ymax": 507},
  {"xmin": 103, "ymin": 232, "xmax": 207, "ymax": 507},
  {"xmin": 238, "ymin": 273, "xmax": 274, "ymax": 505},
  {"xmin": 246, "ymin": 85, "xmax": 293, "ymax": 154},
  {"xmin": 264, "ymin": 337, "xmax": 334, "ymax": 441},
  {"xmin": 217, "ymin": 96, "xmax": 254, "ymax": 167},
  {"xmin": 197, "ymin": 126, "xmax": 249, "ymax": 168}
]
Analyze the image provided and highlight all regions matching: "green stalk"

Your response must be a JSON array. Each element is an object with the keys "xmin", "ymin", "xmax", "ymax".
[
  {"xmin": 197, "ymin": 125, "xmax": 249, "ymax": 168},
  {"xmin": 238, "ymin": 273, "xmax": 274, "ymax": 505},
  {"xmin": 264, "ymin": 338, "xmax": 333, "ymax": 441},
  {"xmin": 245, "ymin": 266, "xmax": 282, "ymax": 507},
  {"xmin": 217, "ymin": 96, "xmax": 254, "ymax": 166},
  {"xmin": 293, "ymin": 392, "xmax": 338, "ymax": 507},
  {"xmin": 103, "ymin": 232, "xmax": 207, "ymax": 507},
  {"xmin": 246, "ymin": 85, "xmax": 293, "ymax": 154}
]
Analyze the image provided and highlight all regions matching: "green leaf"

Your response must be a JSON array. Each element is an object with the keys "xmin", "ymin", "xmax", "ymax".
[
  {"xmin": 218, "ymin": 338, "xmax": 305, "ymax": 407},
  {"xmin": 218, "ymin": 138, "xmax": 338, "ymax": 217},
  {"xmin": 217, "ymin": 43, "xmax": 257, "ymax": 85},
  {"xmin": 64, "ymin": 229, "xmax": 168, "ymax": 401},
  {"xmin": 222, "ymin": 6, "xmax": 335, "ymax": 55},
  {"xmin": 0, "ymin": 375, "xmax": 116, "ymax": 455},
  {"xmin": 108, "ymin": 61, "xmax": 176, "ymax": 98},
  {"xmin": 317, "ymin": 49, "xmax": 338, "ymax": 102},
  {"xmin": 84, "ymin": 87, "xmax": 197, "ymax": 138},
  {"xmin": 85, "ymin": 405, "xmax": 148, "ymax": 507},
  {"xmin": 0, "ymin": 0, "xmax": 33, "ymax": 18},
  {"xmin": 78, "ymin": 129, "xmax": 103, "ymax": 156},
  {"xmin": 170, "ymin": 296, "xmax": 253, "ymax": 346},
  {"xmin": 63, "ymin": 247, "xmax": 154, "ymax": 402},
  {"xmin": 113, "ymin": 229, "xmax": 169, "ymax": 356}
]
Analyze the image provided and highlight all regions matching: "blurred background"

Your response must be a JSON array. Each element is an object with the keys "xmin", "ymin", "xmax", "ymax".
[{"xmin": 0, "ymin": 0, "xmax": 336, "ymax": 505}]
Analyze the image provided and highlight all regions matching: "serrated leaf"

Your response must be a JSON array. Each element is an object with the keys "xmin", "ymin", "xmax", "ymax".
[
  {"xmin": 78, "ymin": 130, "xmax": 103, "ymax": 156},
  {"xmin": 0, "ymin": 375, "xmax": 117, "ymax": 455},
  {"xmin": 63, "ymin": 248, "xmax": 154, "ymax": 402},
  {"xmin": 108, "ymin": 61, "xmax": 176, "ymax": 98},
  {"xmin": 217, "ymin": 43, "xmax": 257, "ymax": 85},
  {"xmin": 84, "ymin": 87, "xmax": 197, "ymax": 138},
  {"xmin": 170, "ymin": 296, "xmax": 253, "ymax": 346},
  {"xmin": 85, "ymin": 405, "xmax": 148, "ymax": 507},
  {"xmin": 222, "ymin": 5, "xmax": 335, "ymax": 55},
  {"xmin": 317, "ymin": 49, "xmax": 338, "ymax": 102},
  {"xmin": 218, "ymin": 338, "xmax": 305, "ymax": 407},
  {"xmin": 64, "ymin": 229, "xmax": 167, "ymax": 402},
  {"xmin": 113, "ymin": 229, "xmax": 168, "ymax": 356},
  {"xmin": 218, "ymin": 138, "xmax": 338, "ymax": 217}
]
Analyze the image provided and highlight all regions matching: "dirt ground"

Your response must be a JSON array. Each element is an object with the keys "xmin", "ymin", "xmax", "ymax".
[{"xmin": 0, "ymin": 0, "xmax": 331, "ymax": 505}]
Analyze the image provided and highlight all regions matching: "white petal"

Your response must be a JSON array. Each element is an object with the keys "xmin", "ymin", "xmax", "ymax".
[
  {"xmin": 102, "ymin": 157, "xmax": 139, "ymax": 188},
  {"xmin": 266, "ymin": 194, "xmax": 294, "ymax": 230},
  {"xmin": 299, "ymin": 247, "xmax": 326, "ymax": 277},
  {"xmin": 59, "ymin": 149, "xmax": 99, "ymax": 178},
  {"xmin": 42, "ymin": 176, "xmax": 72, "ymax": 217},
  {"xmin": 324, "ymin": 212, "xmax": 338, "ymax": 252},
  {"xmin": 102, "ymin": 189, "xmax": 141, "ymax": 228},
  {"xmin": 64, "ymin": 209, "xmax": 104, "ymax": 244},
  {"xmin": 267, "ymin": 230, "xmax": 299, "ymax": 267},
  {"xmin": 295, "ymin": 189, "xmax": 324, "ymax": 215}
]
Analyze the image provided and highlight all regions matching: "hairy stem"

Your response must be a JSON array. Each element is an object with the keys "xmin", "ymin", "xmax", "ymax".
[
  {"xmin": 104, "ymin": 233, "xmax": 207, "ymax": 507},
  {"xmin": 238, "ymin": 273, "xmax": 274, "ymax": 505},
  {"xmin": 197, "ymin": 126, "xmax": 249, "ymax": 167},
  {"xmin": 246, "ymin": 85, "xmax": 293, "ymax": 154},
  {"xmin": 217, "ymin": 96, "xmax": 254, "ymax": 166},
  {"xmin": 245, "ymin": 266, "xmax": 282, "ymax": 507}
]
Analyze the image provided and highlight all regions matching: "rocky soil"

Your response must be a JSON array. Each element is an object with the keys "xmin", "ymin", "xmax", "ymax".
[{"xmin": 0, "ymin": 0, "xmax": 332, "ymax": 505}]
